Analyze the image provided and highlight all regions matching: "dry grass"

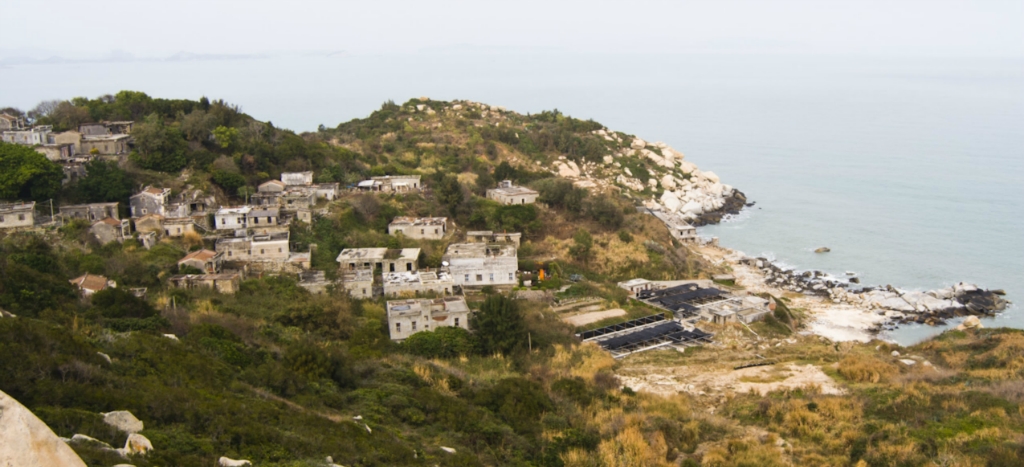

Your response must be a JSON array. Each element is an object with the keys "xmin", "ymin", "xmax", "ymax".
[{"xmin": 837, "ymin": 354, "xmax": 899, "ymax": 383}]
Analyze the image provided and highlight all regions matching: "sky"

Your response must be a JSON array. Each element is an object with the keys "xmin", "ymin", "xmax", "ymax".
[{"xmin": 2, "ymin": 0, "xmax": 1022, "ymax": 60}]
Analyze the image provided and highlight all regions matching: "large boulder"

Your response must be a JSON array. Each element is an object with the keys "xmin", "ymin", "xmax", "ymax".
[
  {"xmin": 630, "ymin": 138, "xmax": 646, "ymax": 149},
  {"xmin": 0, "ymin": 390, "xmax": 88, "ymax": 466},
  {"xmin": 102, "ymin": 411, "xmax": 144, "ymax": 434},
  {"xmin": 122, "ymin": 433, "xmax": 154, "ymax": 456},
  {"xmin": 957, "ymin": 316, "xmax": 984, "ymax": 330},
  {"xmin": 219, "ymin": 457, "xmax": 252, "ymax": 467},
  {"xmin": 660, "ymin": 191, "xmax": 682, "ymax": 212},
  {"xmin": 702, "ymin": 171, "xmax": 720, "ymax": 183},
  {"xmin": 660, "ymin": 174, "xmax": 677, "ymax": 190}
]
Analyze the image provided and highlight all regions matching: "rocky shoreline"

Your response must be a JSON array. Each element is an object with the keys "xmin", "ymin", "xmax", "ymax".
[
  {"xmin": 691, "ymin": 190, "xmax": 748, "ymax": 226},
  {"xmin": 737, "ymin": 256, "xmax": 1010, "ymax": 331}
]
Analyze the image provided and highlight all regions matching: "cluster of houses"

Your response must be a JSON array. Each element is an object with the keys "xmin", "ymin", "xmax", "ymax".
[{"xmin": 1, "ymin": 115, "xmax": 135, "ymax": 184}]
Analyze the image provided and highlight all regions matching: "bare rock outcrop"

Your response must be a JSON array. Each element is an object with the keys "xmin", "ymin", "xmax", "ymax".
[{"xmin": 0, "ymin": 389, "xmax": 88, "ymax": 467}]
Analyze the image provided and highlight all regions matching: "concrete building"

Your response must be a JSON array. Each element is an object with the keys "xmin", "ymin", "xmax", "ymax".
[
  {"xmin": 357, "ymin": 175, "xmax": 422, "ymax": 192},
  {"xmin": 250, "ymin": 232, "xmax": 290, "ymax": 262},
  {"xmin": 69, "ymin": 273, "xmax": 115, "ymax": 297},
  {"xmin": 388, "ymin": 217, "xmax": 447, "ymax": 240},
  {"xmin": 0, "ymin": 202, "xmax": 35, "ymax": 229},
  {"xmin": 650, "ymin": 210, "xmax": 698, "ymax": 243},
  {"xmin": 162, "ymin": 217, "xmax": 196, "ymax": 237},
  {"xmin": 90, "ymin": 217, "xmax": 130, "ymax": 244},
  {"xmin": 617, "ymin": 278, "xmax": 714, "ymax": 298},
  {"xmin": 443, "ymin": 243, "xmax": 518, "ymax": 287},
  {"xmin": 336, "ymin": 248, "xmax": 420, "ymax": 273},
  {"xmin": 486, "ymin": 180, "xmax": 538, "ymax": 205},
  {"xmin": 386, "ymin": 296, "xmax": 471, "ymax": 341},
  {"xmin": 178, "ymin": 249, "xmax": 223, "ymax": 274},
  {"xmin": 247, "ymin": 208, "xmax": 279, "ymax": 227},
  {"xmin": 133, "ymin": 214, "xmax": 164, "ymax": 235},
  {"xmin": 315, "ymin": 183, "xmax": 340, "ymax": 201},
  {"xmin": 258, "ymin": 180, "xmax": 286, "ymax": 193},
  {"xmin": 214, "ymin": 206, "xmax": 252, "ymax": 230},
  {"xmin": 341, "ymin": 268, "xmax": 376, "ymax": 299},
  {"xmin": 281, "ymin": 171, "xmax": 313, "ymax": 186},
  {"xmin": 1, "ymin": 126, "xmax": 51, "ymax": 146},
  {"xmin": 59, "ymin": 202, "xmax": 119, "ymax": 222},
  {"xmin": 168, "ymin": 273, "xmax": 241, "ymax": 294},
  {"xmin": 297, "ymin": 270, "xmax": 332, "ymax": 295},
  {"xmin": 383, "ymin": 270, "xmax": 455, "ymax": 298},
  {"xmin": 34, "ymin": 143, "xmax": 76, "ymax": 161},
  {"xmin": 79, "ymin": 121, "xmax": 133, "ymax": 136},
  {"xmin": 129, "ymin": 187, "xmax": 171, "ymax": 218},
  {"xmin": 80, "ymin": 134, "xmax": 130, "ymax": 155},
  {"xmin": 465, "ymin": 230, "xmax": 522, "ymax": 247},
  {"xmin": 216, "ymin": 236, "xmax": 252, "ymax": 261},
  {"xmin": 0, "ymin": 113, "xmax": 22, "ymax": 131}
]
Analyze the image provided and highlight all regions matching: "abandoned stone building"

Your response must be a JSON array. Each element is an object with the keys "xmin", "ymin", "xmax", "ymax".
[
  {"xmin": 486, "ymin": 180, "xmax": 538, "ymax": 205},
  {"xmin": 59, "ymin": 202, "xmax": 119, "ymax": 222},
  {"xmin": 80, "ymin": 134, "xmax": 130, "ymax": 155},
  {"xmin": 616, "ymin": 278, "xmax": 714, "ymax": 298},
  {"xmin": 341, "ymin": 268, "xmax": 376, "ymax": 299},
  {"xmin": 336, "ymin": 248, "xmax": 420, "ymax": 273},
  {"xmin": 214, "ymin": 206, "xmax": 252, "ymax": 230},
  {"xmin": 246, "ymin": 208, "xmax": 280, "ymax": 227},
  {"xmin": 387, "ymin": 217, "xmax": 448, "ymax": 240},
  {"xmin": 281, "ymin": 171, "xmax": 313, "ymax": 186},
  {"xmin": 443, "ymin": 243, "xmax": 518, "ymax": 287},
  {"xmin": 129, "ymin": 187, "xmax": 171, "ymax": 217},
  {"xmin": 0, "ymin": 202, "xmax": 35, "ymax": 229},
  {"xmin": 162, "ymin": 217, "xmax": 196, "ymax": 237},
  {"xmin": 650, "ymin": 210, "xmax": 698, "ymax": 243},
  {"xmin": 465, "ymin": 230, "xmax": 522, "ymax": 247},
  {"xmin": 168, "ymin": 273, "xmax": 241, "ymax": 294},
  {"xmin": 178, "ymin": 249, "xmax": 223, "ymax": 274},
  {"xmin": 386, "ymin": 296, "xmax": 471, "ymax": 341},
  {"xmin": 90, "ymin": 217, "xmax": 131, "ymax": 244},
  {"xmin": 69, "ymin": 273, "xmax": 115, "ymax": 297}
]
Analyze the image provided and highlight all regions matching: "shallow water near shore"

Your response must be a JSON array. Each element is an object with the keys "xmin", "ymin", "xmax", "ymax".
[{"xmin": 3, "ymin": 52, "xmax": 1021, "ymax": 344}]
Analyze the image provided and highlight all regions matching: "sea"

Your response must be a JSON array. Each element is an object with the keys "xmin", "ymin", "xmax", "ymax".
[{"xmin": 3, "ymin": 52, "xmax": 1021, "ymax": 345}]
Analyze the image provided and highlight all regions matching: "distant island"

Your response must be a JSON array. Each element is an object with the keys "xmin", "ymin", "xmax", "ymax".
[{"xmin": 0, "ymin": 92, "xmax": 1018, "ymax": 466}]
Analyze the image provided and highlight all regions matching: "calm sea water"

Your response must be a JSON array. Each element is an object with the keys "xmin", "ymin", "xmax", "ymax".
[{"xmin": 3, "ymin": 53, "xmax": 1021, "ymax": 344}]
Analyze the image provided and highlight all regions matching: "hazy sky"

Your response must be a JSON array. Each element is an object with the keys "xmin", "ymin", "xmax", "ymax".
[{"xmin": 3, "ymin": 0, "xmax": 1022, "ymax": 58}]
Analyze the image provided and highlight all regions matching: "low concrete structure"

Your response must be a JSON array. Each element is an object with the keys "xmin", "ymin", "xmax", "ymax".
[
  {"xmin": 650, "ymin": 210, "xmax": 698, "ymax": 243},
  {"xmin": 161, "ymin": 217, "xmax": 196, "ymax": 237},
  {"xmin": 297, "ymin": 270, "xmax": 332, "ymax": 294},
  {"xmin": 133, "ymin": 214, "xmax": 164, "ymax": 235},
  {"xmin": 80, "ymin": 134, "xmax": 130, "ymax": 155},
  {"xmin": 215, "ymin": 206, "xmax": 252, "ymax": 230},
  {"xmin": 60, "ymin": 202, "xmax": 119, "ymax": 222},
  {"xmin": 34, "ymin": 143, "xmax": 76, "ymax": 161},
  {"xmin": 340, "ymin": 268, "xmax": 376, "ymax": 299},
  {"xmin": 178, "ymin": 249, "xmax": 223, "ymax": 274},
  {"xmin": 383, "ymin": 270, "xmax": 454, "ymax": 298},
  {"xmin": 258, "ymin": 180, "xmax": 286, "ymax": 193},
  {"xmin": 0, "ymin": 202, "xmax": 35, "ymax": 229},
  {"xmin": 386, "ymin": 296, "xmax": 471, "ymax": 341},
  {"xmin": 281, "ymin": 171, "xmax": 313, "ymax": 186},
  {"xmin": 130, "ymin": 187, "xmax": 171, "ymax": 218},
  {"xmin": 168, "ymin": 273, "xmax": 241, "ymax": 294},
  {"xmin": 617, "ymin": 278, "xmax": 714, "ymax": 298},
  {"xmin": 336, "ymin": 248, "xmax": 420, "ymax": 273},
  {"xmin": 246, "ymin": 207, "xmax": 279, "ymax": 227},
  {"xmin": 465, "ymin": 230, "xmax": 521, "ymax": 246},
  {"xmin": 486, "ymin": 180, "xmax": 538, "ymax": 205},
  {"xmin": 388, "ymin": 217, "xmax": 447, "ymax": 240},
  {"xmin": 69, "ymin": 274, "xmax": 115, "ymax": 297},
  {"xmin": 357, "ymin": 175, "xmax": 422, "ymax": 192},
  {"xmin": 443, "ymin": 243, "xmax": 517, "ymax": 287}
]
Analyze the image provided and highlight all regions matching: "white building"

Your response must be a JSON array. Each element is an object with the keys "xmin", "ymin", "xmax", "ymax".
[
  {"xmin": 387, "ymin": 217, "xmax": 448, "ymax": 240},
  {"xmin": 486, "ymin": 180, "xmax": 538, "ymax": 205},
  {"xmin": 386, "ymin": 297, "xmax": 471, "ymax": 341},
  {"xmin": 341, "ymin": 268, "xmax": 376, "ymax": 299},
  {"xmin": 443, "ymin": 243, "xmax": 518, "ymax": 287},
  {"xmin": 0, "ymin": 202, "xmax": 35, "ymax": 229},
  {"xmin": 336, "ymin": 248, "xmax": 420, "ymax": 273},
  {"xmin": 281, "ymin": 171, "xmax": 314, "ymax": 186},
  {"xmin": 214, "ymin": 206, "xmax": 252, "ymax": 230},
  {"xmin": 357, "ymin": 175, "xmax": 422, "ymax": 193},
  {"xmin": 383, "ymin": 270, "xmax": 455, "ymax": 298},
  {"xmin": 466, "ymin": 230, "xmax": 522, "ymax": 246}
]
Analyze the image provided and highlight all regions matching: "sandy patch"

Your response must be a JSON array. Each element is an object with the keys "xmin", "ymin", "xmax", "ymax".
[
  {"xmin": 562, "ymin": 308, "xmax": 627, "ymax": 327},
  {"xmin": 619, "ymin": 361, "xmax": 844, "ymax": 397}
]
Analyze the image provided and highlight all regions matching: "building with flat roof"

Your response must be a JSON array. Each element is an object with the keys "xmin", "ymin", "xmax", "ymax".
[
  {"xmin": 214, "ymin": 206, "xmax": 252, "ymax": 230},
  {"xmin": 443, "ymin": 243, "xmax": 517, "ymax": 286},
  {"xmin": 336, "ymin": 248, "xmax": 420, "ymax": 273},
  {"xmin": 129, "ymin": 187, "xmax": 171, "ymax": 218},
  {"xmin": 386, "ymin": 296, "xmax": 470, "ymax": 341},
  {"xmin": 340, "ymin": 268, "xmax": 376, "ymax": 299},
  {"xmin": 383, "ymin": 270, "xmax": 454, "ymax": 298},
  {"xmin": 281, "ymin": 171, "xmax": 313, "ymax": 186},
  {"xmin": 0, "ymin": 202, "xmax": 35, "ymax": 229},
  {"xmin": 650, "ymin": 210, "xmax": 698, "ymax": 243},
  {"xmin": 357, "ymin": 175, "xmax": 422, "ymax": 193},
  {"xmin": 465, "ymin": 230, "xmax": 521, "ymax": 246},
  {"xmin": 388, "ymin": 217, "xmax": 447, "ymax": 240},
  {"xmin": 59, "ymin": 202, "xmax": 119, "ymax": 222},
  {"xmin": 486, "ymin": 180, "xmax": 538, "ymax": 205},
  {"xmin": 168, "ymin": 273, "xmax": 241, "ymax": 294}
]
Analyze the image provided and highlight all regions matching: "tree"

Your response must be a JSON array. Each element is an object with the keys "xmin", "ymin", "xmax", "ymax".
[
  {"xmin": 569, "ymin": 229, "xmax": 593, "ymax": 265},
  {"xmin": 211, "ymin": 170, "xmax": 246, "ymax": 195},
  {"xmin": 74, "ymin": 160, "xmax": 132, "ymax": 203},
  {"xmin": 28, "ymin": 100, "xmax": 61, "ymax": 120},
  {"xmin": 494, "ymin": 161, "xmax": 516, "ymax": 181},
  {"xmin": 471, "ymin": 294, "xmax": 527, "ymax": 355},
  {"xmin": 437, "ymin": 174, "xmax": 464, "ymax": 217},
  {"xmin": 213, "ymin": 125, "xmax": 240, "ymax": 149},
  {"xmin": 49, "ymin": 101, "xmax": 91, "ymax": 131},
  {"xmin": 0, "ymin": 142, "xmax": 63, "ymax": 201},
  {"xmin": 131, "ymin": 113, "xmax": 188, "ymax": 172},
  {"xmin": 180, "ymin": 109, "xmax": 216, "ymax": 142}
]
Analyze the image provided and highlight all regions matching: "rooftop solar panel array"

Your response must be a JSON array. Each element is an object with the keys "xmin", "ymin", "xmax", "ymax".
[{"xmin": 576, "ymin": 314, "xmax": 666, "ymax": 340}]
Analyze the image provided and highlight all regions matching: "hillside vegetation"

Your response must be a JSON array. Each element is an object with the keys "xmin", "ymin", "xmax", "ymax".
[{"xmin": 1, "ymin": 92, "xmax": 1021, "ymax": 466}]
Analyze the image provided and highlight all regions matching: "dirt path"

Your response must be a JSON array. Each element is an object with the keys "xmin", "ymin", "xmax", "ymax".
[
  {"xmin": 618, "ymin": 361, "xmax": 844, "ymax": 397},
  {"xmin": 561, "ymin": 308, "xmax": 627, "ymax": 326}
]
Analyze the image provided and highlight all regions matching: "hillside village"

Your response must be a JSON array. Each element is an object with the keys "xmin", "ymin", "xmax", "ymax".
[{"xmin": 0, "ymin": 94, "xmax": 1021, "ymax": 467}]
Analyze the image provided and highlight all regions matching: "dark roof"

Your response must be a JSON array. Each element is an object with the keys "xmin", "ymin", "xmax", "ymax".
[
  {"xmin": 576, "ymin": 314, "xmax": 667, "ymax": 340},
  {"xmin": 595, "ymin": 322, "xmax": 713, "ymax": 352}
]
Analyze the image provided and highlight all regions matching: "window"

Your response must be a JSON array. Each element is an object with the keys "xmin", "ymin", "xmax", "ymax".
[
  {"xmin": 176, "ymin": 228, "xmax": 181, "ymax": 234},
  {"xmin": 253, "ymin": 218, "xmax": 259, "ymax": 224},
  {"xmin": 420, "ymin": 229, "xmax": 424, "ymax": 234},
  {"xmin": 142, "ymin": 209, "xmax": 147, "ymax": 214},
  {"xmin": 221, "ymin": 218, "xmax": 226, "ymax": 225},
  {"xmin": 406, "ymin": 263, "xmax": 412, "ymax": 271},
  {"xmin": 476, "ymin": 274, "xmax": 483, "ymax": 282},
  {"xmin": 412, "ymin": 321, "xmax": 417, "ymax": 331},
  {"xmin": 509, "ymin": 272, "xmax": 514, "ymax": 281},
  {"xmin": 278, "ymin": 248, "xmax": 282, "ymax": 253},
  {"xmin": 489, "ymin": 273, "xmax": 494, "ymax": 281},
  {"xmin": 260, "ymin": 249, "xmax": 265, "ymax": 254},
  {"xmin": 362, "ymin": 288, "xmax": 366, "ymax": 295},
  {"xmin": 227, "ymin": 251, "xmax": 232, "ymax": 257},
  {"xmin": 0, "ymin": 215, "xmax": 4, "ymax": 222},
  {"xmin": 454, "ymin": 317, "xmax": 460, "ymax": 327},
  {"xmin": 434, "ymin": 228, "xmax": 439, "ymax": 234},
  {"xmin": 165, "ymin": 230, "xmax": 170, "ymax": 235},
  {"xmin": 396, "ymin": 323, "xmax": 401, "ymax": 332},
  {"xmin": 464, "ymin": 274, "xmax": 470, "ymax": 282}
]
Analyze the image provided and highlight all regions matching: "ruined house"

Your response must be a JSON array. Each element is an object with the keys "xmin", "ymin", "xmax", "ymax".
[
  {"xmin": 341, "ymin": 268, "xmax": 376, "ymax": 299},
  {"xmin": 214, "ymin": 206, "xmax": 251, "ymax": 230},
  {"xmin": 486, "ymin": 180, "xmax": 538, "ymax": 205},
  {"xmin": 59, "ymin": 202, "xmax": 119, "ymax": 222},
  {"xmin": 168, "ymin": 273, "xmax": 241, "ymax": 294},
  {"xmin": 246, "ymin": 208, "xmax": 279, "ymax": 227},
  {"xmin": 69, "ymin": 273, "xmax": 115, "ymax": 297},
  {"xmin": 336, "ymin": 248, "xmax": 420, "ymax": 273},
  {"xmin": 387, "ymin": 217, "xmax": 447, "ymax": 240},
  {"xmin": 129, "ymin": 187, "xmax": 171, "ymax": 218},
  {"xmin": 90, "ymin": 217, "xmax": 130, "ymax": 244},
  {"xmin": 386, "ymin": 296, "xmax": 470, "ymax": 341},
  {"xmin": 178, "ymin": 249, "xmax": 223, "ymax": 274},
  {"xmin": 383, "ymin": 270, "xmax": 454, "ymax": 298},
  {"xmin": 281, "ymin": 171, "xmax": 313, "ymax": 186},
  {"xmin": 357, "ymin": 175, "xmax": 422, "ymax": 192},
  {"xmin": 443, "ymin": 243, "xmax": 518, "ymax": 287},
  {"xmin": 465, "ymin": 230, "xmax": 522, "ymax": 247}
]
